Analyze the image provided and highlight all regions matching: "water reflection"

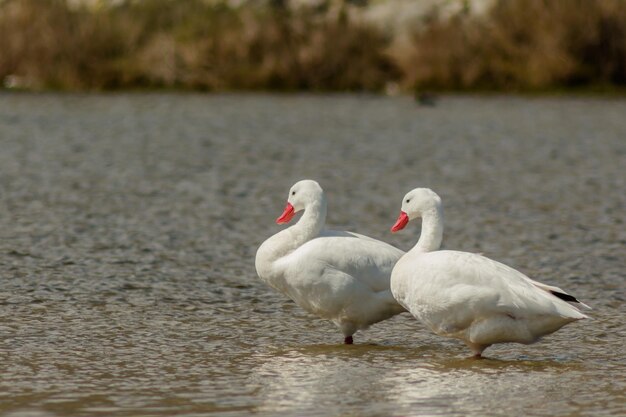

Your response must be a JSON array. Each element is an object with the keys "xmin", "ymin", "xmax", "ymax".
[
  {"xmin": 0, "ymin": 94, "xmax": 624, "ymax": 417},
  {"xmin": 248, "ymin": 343, "xmax": 582, "ymax": 416},
  {"xmin": 250, "ymin": 346, "xmax": 401, "ymax": 415}
]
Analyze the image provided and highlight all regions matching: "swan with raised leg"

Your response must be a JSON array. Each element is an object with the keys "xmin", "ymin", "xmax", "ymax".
[
  {"xmin": 255, "ymin": 180, "xmax": 407, "ymax": 344},
  {"xmin": 389, "ymin": 187, "xmax": 589, "ymax": 357}
]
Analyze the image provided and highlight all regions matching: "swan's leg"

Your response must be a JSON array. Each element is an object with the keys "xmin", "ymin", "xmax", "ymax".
[
  {"xmin": 339, "ymin": 322, "xmax": 357, "ymax": 345},
  {"xmin": 465, "ymin": 341, "xmax": 487, "ymax": 358}
]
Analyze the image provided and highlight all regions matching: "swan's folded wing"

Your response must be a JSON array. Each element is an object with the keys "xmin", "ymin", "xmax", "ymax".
[
  {"xmin": 292, "ymin": 234, "xmax": 404, "ymax": 293},
  {"xmin": 429, "ymin": 251, "xmax": 588, "ymax": 320}
]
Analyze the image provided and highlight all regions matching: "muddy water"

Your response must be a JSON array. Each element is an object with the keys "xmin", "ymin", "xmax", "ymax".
[{"xmin": 0, "ymin": 93, "xmax": 624, "ymax": 416}]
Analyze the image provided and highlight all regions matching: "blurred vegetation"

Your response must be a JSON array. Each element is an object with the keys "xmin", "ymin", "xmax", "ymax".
[
  {"xmin": 0, "ymin": 0, "xmax": 397, "ymax": 91},
  {"xmin": 1, "ymin": 0, "xmax": 625, "ymax": 92},
  {"xmin": 405, "ymin": 0, "xmax": 626, "ymax": 92}
]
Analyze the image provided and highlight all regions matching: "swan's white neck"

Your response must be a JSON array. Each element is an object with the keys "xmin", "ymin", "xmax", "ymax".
[
  {"xmin": 290, "ymin": 199, "xmax": 327, "ymax": 246},
  {"xmin": 413, "ymin": 206, "xmax": 443, "ymax": 253},
  {"xmin": 260, "ymin": 197, "xmax": 327, "ymax": 265}
]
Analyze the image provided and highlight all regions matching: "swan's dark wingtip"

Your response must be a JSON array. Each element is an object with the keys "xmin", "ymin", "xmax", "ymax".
[
  {"xmin": 550, "ymin": 290, "xmax": 592, "ymax": 309},
  {"xmin": 550, "ymin": 290, "xmax": 578, "ymax": 303}
]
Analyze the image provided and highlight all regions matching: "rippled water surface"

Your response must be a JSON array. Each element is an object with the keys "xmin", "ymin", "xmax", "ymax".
[{"xmin": 0, "ymin": 93, "xmax": 624, "ymax": 417}]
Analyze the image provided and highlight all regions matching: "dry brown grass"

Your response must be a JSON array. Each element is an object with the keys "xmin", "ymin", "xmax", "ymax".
[
  {"xmin": 404, "ymin": 0, "xmax": 626, "ymax": 92},
  {"xmin": 0, "ymin": 0, "xmax": 398, "ymax": 91},
  {"xmin": 1, "ymin": 0, "xmax": 625, "ymax": 92},
  {"xmin": 0, "ymin": 0, "xmax": 141, "ymax": 89}
]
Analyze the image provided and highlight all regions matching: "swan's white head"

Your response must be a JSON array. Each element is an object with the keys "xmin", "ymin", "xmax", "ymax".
[
  {"xmin": 391, "ymin": 188, "xmax": 442, "ymax": 232},
  {"xmin": 276, "ymin": 180, "xmax": 324, "ymax": 224}
]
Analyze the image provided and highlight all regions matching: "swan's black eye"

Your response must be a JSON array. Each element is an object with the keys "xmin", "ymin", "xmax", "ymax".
[
  {"xmin": 292, "ymin": 191, "xmax": 296, "ymax": 196},
  {"xmin": 406, "ymin": 199, "xmax": 411, "ymax": 203}
]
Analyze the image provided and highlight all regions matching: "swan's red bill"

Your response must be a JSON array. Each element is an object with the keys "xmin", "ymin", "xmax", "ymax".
[
  {"xmin": 276, "ymin": 203, "xmax": 295, "ymax": 224},
  {"xmin": 391, "ymin": 211, "xmax": 409, "ymax": 232}
]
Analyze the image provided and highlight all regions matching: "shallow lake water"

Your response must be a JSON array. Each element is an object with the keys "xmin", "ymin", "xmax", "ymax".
[{"xmin": 0, "ymin": 93, "xmax": 624, "ymax": 417}]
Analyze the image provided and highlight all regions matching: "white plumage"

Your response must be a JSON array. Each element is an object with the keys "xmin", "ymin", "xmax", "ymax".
[
  {"xmin": 390, "ymin": 187, "xmax": 589, "ymax": 357},
  {"xmin": 255, "ymin": 180, "xmax": 406, "ymax": 344}
]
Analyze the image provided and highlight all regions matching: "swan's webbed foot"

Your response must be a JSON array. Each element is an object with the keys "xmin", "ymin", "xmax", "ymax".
[{"xmin": 344, "ymin": 336, "xmax": 354, "ymax": 345}]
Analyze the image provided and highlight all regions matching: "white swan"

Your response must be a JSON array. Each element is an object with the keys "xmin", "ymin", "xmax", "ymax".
[
  {"xmin": 389, "ymin": 188, "xmax": 589, "ymax": 357},
  {"xmin": 255, "ymin": 180, "xmax": 406, "ymax": 344}
]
